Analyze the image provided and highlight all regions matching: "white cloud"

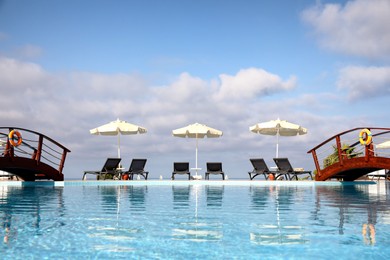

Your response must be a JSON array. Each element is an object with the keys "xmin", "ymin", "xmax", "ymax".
[
  {"xmin": 337, "ymin": 66, "xmax": 390, "ymax": 100},
  {"xmin": 152, "ymin": 72, "xmax": 208, "ymax": 104},
  {"xmin": 0, "ymin": 57, "xmax": 48, "ymax": 90},
  {"xmin": 301, "ymin": 0, "xmax": 390, "ymax": 59},
  {"xmin": 69, "ymin": 71, "xmax": 148, "ymax": 99},
  {"xmin": 214, "ymin": 68, "xmax": 296, "ymax": 101},
  {"xmin": 3, "ymin": 57, "xmax": 383, "ymax": 179}
]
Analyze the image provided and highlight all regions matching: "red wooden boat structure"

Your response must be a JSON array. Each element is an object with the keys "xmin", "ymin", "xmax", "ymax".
[
  {"xmin": 308, "ymin": 127, "xmax": 390, "ymax": 181},
  {"xmin": 0, "ymin": 127, "xmax": 70, "ymax": 181}
]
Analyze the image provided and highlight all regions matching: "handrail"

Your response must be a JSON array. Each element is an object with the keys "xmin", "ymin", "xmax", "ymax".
[
  {"xmin": 307, "ymin": 127, "xmax": 390, "ymax": 180},
  {"xmin": 0, "ymin": 127, "xmax": 71, "ymax": 178},
  {"xmin": 307, "ymin": 127, "xmax": 390, "ymax": 153},
  {"xmin": 0, "ymin": 127, "xmax": 70, "ymax": 152}
]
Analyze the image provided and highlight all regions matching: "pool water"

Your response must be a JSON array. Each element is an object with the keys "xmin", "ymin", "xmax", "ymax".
[{"xmin": 1, "ymin": 182, "xmax": 389, "ymax": 259}]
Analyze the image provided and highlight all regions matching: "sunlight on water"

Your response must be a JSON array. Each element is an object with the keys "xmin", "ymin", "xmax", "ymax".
[{"xmin": 0, "ymin": 182, "xmax": 389, "ymax": 259}]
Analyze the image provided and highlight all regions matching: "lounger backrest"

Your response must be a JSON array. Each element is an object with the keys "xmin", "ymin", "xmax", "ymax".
[
  {"xmin": 207, "ymin": 162, "xmax": 222, "ymax": 172},
  {"xmin": 174, "ymin": 162, "xmax": 189, "ymax": 171},
  {"xmin": 273, "ymin": 158, "xmax": 293, "ymax": 172},
  {"xmin": 129, "ymin": 159, "xmax": 147, "ymax": 171},
  {"xmin": 250, "ymin": 158, "xmax": 269, "ymax": 172},
  {"xmin": 102, "ymin": 158, "xmax": 121, "ymax": 171}
]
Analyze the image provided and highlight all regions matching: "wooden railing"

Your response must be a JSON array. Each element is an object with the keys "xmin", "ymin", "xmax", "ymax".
[
  {"xmin": 307, "ymin": 127, "xmax": 390, "ymax": 180},
  {"xmin": 0, "ymin": 127, "xmax": 71, "ymax": 178}
]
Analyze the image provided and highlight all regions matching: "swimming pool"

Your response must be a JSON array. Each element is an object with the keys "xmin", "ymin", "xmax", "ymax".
[{"xmin": 1, "ymin": 181, "xmax": 389, "ymax": 259}]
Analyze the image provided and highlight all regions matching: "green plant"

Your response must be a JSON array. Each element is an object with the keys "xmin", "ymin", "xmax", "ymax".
[{"xmin": 323, "ymin": 143, "xmax": 361, "ymax": 168}]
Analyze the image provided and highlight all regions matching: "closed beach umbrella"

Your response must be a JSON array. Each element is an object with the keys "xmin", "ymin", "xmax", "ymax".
[
  {"xmin": 376, "ymin": 140, "xmax": 390, "ymax": 149},
  {"xmin": 250, "ymin": 118, "xmax": 307, "ymax": 158},
  {"xmin": 172, "ymin": 123, "xmax": 223, "ymax": 177},
  {"xmin": 90, "ymin": 118, "xmax": 147, "ymax": 158}
]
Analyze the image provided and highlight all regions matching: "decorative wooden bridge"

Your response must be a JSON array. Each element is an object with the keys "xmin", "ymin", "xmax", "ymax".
[
  {"xmin": 0, "ymin": 127, "xmax": 70, "ymax": 181},
  {"xmin": 308, "ymin": 127, "xmax": 390, "ymax": 181}
]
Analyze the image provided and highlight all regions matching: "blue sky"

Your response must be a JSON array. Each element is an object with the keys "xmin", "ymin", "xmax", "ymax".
[{"xmin": 0, "ymin": 0, "xmax": 389, "ymax": 179}]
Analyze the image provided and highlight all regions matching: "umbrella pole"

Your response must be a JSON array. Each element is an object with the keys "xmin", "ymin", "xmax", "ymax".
[
  {"xmin": 118, "ymin": 134, "xmax": 121, "ymax": 159},
  {"xmin": 276, "ymin": 128, "xmax": 280, "ymax": 158},
  {"xmin": 195, "ymin": 134, "xmax": 198, "ymax": 176}
]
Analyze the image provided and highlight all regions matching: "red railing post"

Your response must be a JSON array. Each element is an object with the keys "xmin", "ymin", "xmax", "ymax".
[
  {"xmin": 36, "ymin": 135, "xmax": 43, "ymax": 165},
  {"xmin": 58, "ymin": 149, "xmax": 68, "ymax": 175},
  {"xmin": 311, "ymin": 150, "xmax": 321, "ymax": 177},
  {"xmin": 4, "ymin": 141, "xmax": 12, "ymax": 157},
  {"xmin": 6, "ymin": 128, "xmax": 14, "ymax": 158},
  {"xmin": 365, "ymin": 143, "xmax": 374, "ymax": 162},
  {"xmin": 336, "ymin": 135, "xmax": 343, "ymax": 166}
]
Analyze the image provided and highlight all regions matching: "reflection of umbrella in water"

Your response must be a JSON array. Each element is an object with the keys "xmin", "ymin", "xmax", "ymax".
[
  {"xmin": 172, "ymin": 123, "xmax": 223, "ymax": 178},
  {"xmin": 250, "ymin": 118, "xmax": 307, "ymax": 158},
  {"xmin": 90, "ymin": 118, "xmax": 147, "ymax": 158},
  {"xmin": 172, "ymin": 185, "xmax": 223, "ymax": 242},
  {"xmin": 250, "ymin": 186, "xmax": 307, "ymax": 245}
]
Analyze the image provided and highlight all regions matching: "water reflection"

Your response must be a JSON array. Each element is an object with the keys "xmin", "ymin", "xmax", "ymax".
[
  {"xmin": 0, "ymin": 186, "xmax": 65, "ymax": 245},
  {"xmin": 98, "ymin": 186, "xmax": 120, "ymax": 214},
  {"xmin": 250, "ymin": 225, "xmax": 307, "ymax": 245},
  {"xmin": 206, "ymin": 185, "xmax": 224, "ymax": 207},
  {"xmin": 314, "ymin": 182, "xmax": 390, "ymax": 246},
  {"xmin": 98, "ymin": 185, "xmax": 148, "ymax": 213},
  {"xmin": 1, "ymin": 182, "xmax": 388, "ymax": 255},
  {"xmin": 171, "ymin": 185, "xmax": 223, "ymax": 242},
  {"xmin": 250, "ymin": 185, "xmax": 307, "ymax": 245},
  {"xmin": 250, "ymin": 186, "xmax": 269, "ymax": 211},
  {"xmin": 127, "ymin": 185, "xmax": 147, "ymax": 211},
  {"xmin": 93, "ymin": 185, "xmax": 146, "ymax": 252},
  {"xmin": 172, "ymin": 185, "xmax": 190, "ymax": 209},
  {"xmin": 172, "ymin": 220, "xmax": 223, "ymax": 242}
]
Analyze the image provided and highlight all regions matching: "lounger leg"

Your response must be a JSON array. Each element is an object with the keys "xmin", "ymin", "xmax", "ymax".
[
  {"xmin": 171, "ymin": 174, "xmax": 175, "ymax": 180},
  {"xmin": 222, "ymin": 173, "xmax": 225, "ymax": 180},
  {"xmin": 188, "ymin": 173, "xmax": 190, "ymax": 180}
]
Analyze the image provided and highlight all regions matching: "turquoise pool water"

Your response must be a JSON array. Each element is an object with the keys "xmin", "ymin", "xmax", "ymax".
[{"xmin": 0, "ymin": 181, "xmax": 389, "ymax": 259}]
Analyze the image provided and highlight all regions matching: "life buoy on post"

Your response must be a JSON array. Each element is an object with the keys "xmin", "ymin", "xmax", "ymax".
[
  {"xmin": 8, "ymin": 130, "xmax": 22, "ymax": 147},
  {"xmin": 359, "ymin": 129, "xmax": 372, "ymax": 146}
]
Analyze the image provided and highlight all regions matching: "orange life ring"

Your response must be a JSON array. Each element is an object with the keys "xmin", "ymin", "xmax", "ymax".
[
  {"xmin": 359, "ymin": 129, "xmax": 372, "ymax": 146},
  {"xmin": 8, "ymin": 130, "xmax": 22, "ymax": 147}
]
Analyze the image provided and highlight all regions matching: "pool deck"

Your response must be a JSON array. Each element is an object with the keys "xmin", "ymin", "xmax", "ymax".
[{"xmin": 0, "ymin": 179, "xmax": 379, "ymax": 187}]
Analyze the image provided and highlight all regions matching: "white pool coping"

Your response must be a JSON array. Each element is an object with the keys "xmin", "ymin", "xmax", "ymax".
[{"xmin": 0, "ymin": 179, "xmax": 378, "ymax": 187}]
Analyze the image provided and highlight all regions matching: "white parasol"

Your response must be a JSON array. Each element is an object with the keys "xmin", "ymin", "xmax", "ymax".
[
  {"xmin": 172, "ymin": 123, "xmax": 223, "ymax": 177},
  {"xmin": 90, "ymin": 118, "xmax": 147, "ymax": 158},
  {"xmin": 250, "ymin": 118, "xmax": 307, "ymax": 158},
  {"xmin": 376, "ymin": 140, "xmax": 390, "ymax": 149}
]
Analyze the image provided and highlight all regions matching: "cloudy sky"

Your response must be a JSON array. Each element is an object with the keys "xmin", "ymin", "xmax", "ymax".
[{"xmin": 0, "ymin": 0, "xmax": 389, "ymax": 180}]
